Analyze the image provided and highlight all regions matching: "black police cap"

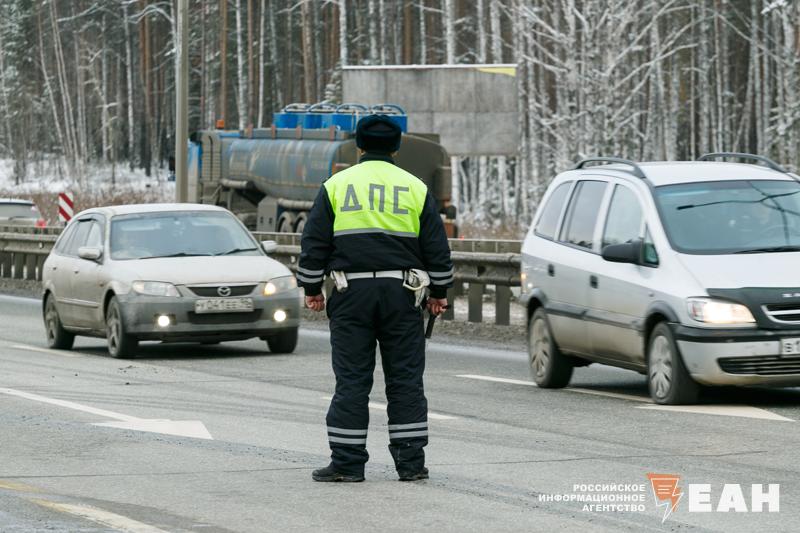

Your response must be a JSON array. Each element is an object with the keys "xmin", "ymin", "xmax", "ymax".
[{"xmin": 355, "ymin": 115, "xmax": 402, "ymax": 154}]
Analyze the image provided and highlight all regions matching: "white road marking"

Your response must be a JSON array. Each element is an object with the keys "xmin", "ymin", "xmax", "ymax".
[
  {"xmin": 457, "ymin": 374, "xmax": 797, "ymax": 421},
  {"xmin": 457, "ymin": 374, "xmax": 652, "ymax": 403},
  {"xmin": 567, "ymin": 388, "xmax": 651, "ymax": 403},
  {"xmin": 320, "ymin": 396, "xmax": 458, "ymax": 420},
  {"xmin": 300, "ymin": 328, "xmax": 527, "ymax": 361},
  {"xmin": 0, "ymin": 387, "xmax": 213, "ymax": 440},
  {"xmin": 34, "ymin": 499, "xmax": 169, "ymax": 533},
  {"xmin": 10, "ymin": 344, "xmax": 83, "ymax": 358},
  {"xmin": 456, "ymin": 374, "xmax": 536, "ymax": 386},
  {"xmin": 637, "ymin": 404, "xmax": 795, "ymax": 422},
  {"xmin": 0, "ymin": 294, "xmax": 40, "ymax": 305}
]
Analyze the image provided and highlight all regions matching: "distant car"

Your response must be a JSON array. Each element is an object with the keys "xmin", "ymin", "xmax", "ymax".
[
  {"xmin": 0, "ymin": 199, "xmax": 45, "ymax": 227},
  {"xmin": 520, "ymin": 153, "xmax": 800, "ymax": 405},
  {"xmin": 42, "ymin": 203, "xmax": 301, "ymax": 358}
]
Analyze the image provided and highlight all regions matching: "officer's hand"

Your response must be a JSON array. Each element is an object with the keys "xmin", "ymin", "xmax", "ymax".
[
  {"xmin": 427, "ymin": 298, "xmax": 448, "ymax": 316},
  {"xmin": 305, "ymin": 294, "xmax": 325, "ymax": 312}
]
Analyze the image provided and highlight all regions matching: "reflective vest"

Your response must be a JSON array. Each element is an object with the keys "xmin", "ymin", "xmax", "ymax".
[{"xmin": 324, "ymin": 160, "xmax": 428, "ymax": 238}]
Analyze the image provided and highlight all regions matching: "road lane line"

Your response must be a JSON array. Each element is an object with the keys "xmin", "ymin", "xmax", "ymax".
[
  {"xmin": 33, "ymin": 499, "xmax": 169, "ymax": 533},
  {"xmin": 9, "ymin": 344, "xmax": 83, "ymax": 358},
  {"xmin": 456, "ymin": 374, "xmax": 536, "ymax": 386},
  {"xmin": 299, "ymin": 328, "xmax": 527, "ymax": 361},
  {"xmin": 320, "ymin": 396, "xmax": 458, "ymax": 420},
  {"xmin": 0, "ymin": 294, "xmax": 40, "ymax": 305},
  {"xmin": 458, "ymin": 374, "xmax": 796, "ymax": 421},
  {"xmin": 457, "ymin": 374, "xmax": 652, "ymax": 402},
  {"xmin": 0, "ymin": 387, "xmax": 137, "ymax": 421},
  {"xmin": 566, "ymin": 388, "xmax": 651, "ymax": 403},
  {"xmin": 637, "ymin": 404, "xmax": 794, "ymax": 421},
  {"xmin": 0, "ymin": 387, "xmax": 213, "ymax": 439},
  {"xmin": 0, "ymin": 480, "xmax": 41, "ymax": 493}
]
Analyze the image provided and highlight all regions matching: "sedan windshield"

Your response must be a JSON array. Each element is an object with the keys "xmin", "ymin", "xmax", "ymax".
[
  {"xmin": 110, "ymin": 211, "xmax": 261, "ymax": 260},
  {"xmin": 655, "ymin": 179, "xmax": 800, "ymax": 254}
]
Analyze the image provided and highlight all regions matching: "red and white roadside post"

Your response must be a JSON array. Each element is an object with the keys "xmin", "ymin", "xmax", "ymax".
[{"xmin": 58, "ymin": 192, "xmax": 74, "ymax": 226}]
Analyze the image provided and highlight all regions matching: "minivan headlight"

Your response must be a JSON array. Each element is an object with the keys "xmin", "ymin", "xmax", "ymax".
[
  {"xmin": 264, "ymin": 276, "xmax": 297, "ymax": 296},
  {"xmin": 132, "ymin": 281, "xmax": 180, "ymax": 297},
  {"xmin": 686, "ymin": 298, "xmax": 755, "ymax": 325}
]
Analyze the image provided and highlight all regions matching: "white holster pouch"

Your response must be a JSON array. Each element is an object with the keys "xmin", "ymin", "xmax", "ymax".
[
  {"xmin": 403, "ymin": 269, "xmax": 430, "ymax": 308},
  {"xmin": 331, "ymin": 271, "xmax": 349, "ymax": 292}
]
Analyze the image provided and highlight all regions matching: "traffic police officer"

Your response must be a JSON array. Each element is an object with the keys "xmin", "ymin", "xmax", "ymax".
[{"xmin": 298, "ymin": 115, "xmax": 453, "ymax": 482}]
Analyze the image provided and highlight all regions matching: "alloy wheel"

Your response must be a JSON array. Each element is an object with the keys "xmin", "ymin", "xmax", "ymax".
[
  {"xmin": 649, "ymin": 335, "xmax": 673, "ymax": 399},
  {"xmin": 530, "ymin": 317, "xmax": 550, "ymax": 380},
  {"xmin": 107, "ymin": 305, "xmax": 121, "ymax": 354}
]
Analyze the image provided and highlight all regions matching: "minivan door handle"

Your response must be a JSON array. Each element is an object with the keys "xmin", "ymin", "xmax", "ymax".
[
  {"xmin": 547, "ymin": 264, "xmax": 555, "ymax": 277},
  {"xmin": 589, "ymin": 275, "xmax": 598, "ymax": 289}
]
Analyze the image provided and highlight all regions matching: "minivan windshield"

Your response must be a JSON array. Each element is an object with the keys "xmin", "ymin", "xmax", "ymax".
[
  {"xmin": 110, "ymin": 211, "xmax": 260, "ymax": 260},
  {"xmin": 655, "ymin": 179, "xmax": 800, "ymax": 254}
]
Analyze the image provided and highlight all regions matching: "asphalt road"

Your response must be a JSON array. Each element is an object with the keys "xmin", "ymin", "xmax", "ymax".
[{"xmin": 1, "ymin": 294, "xmax": 799, "ymax": 532}]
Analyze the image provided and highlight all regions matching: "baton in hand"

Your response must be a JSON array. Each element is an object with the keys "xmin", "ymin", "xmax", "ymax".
[{"xmin": 425, "ymin": 306, "xmax": 450, "ymax": 339}]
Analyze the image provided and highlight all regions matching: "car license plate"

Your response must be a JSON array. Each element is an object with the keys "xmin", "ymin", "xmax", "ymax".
[
  {"xmin": 780, "ymin": 337, "xmax": 800, "ymax": 356},
  {"xmin": 194, "ymin": 298, "xmax": 254, "ymax": 314}
]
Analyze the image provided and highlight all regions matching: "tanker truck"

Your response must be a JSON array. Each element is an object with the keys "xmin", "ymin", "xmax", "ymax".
[{"xmin": 188, "ymin": 103, "xmax": 456, "ymax": 235}]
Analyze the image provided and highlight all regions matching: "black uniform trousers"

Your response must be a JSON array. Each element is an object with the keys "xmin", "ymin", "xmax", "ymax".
[{"xmin": 325, "ymin": 277, "xmax": 428, "ymax": 476}]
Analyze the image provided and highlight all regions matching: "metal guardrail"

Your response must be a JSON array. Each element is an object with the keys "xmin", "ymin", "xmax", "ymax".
[
  {"xmin": 256, "ymin": 232, "xmax": 522, "ymax": 325},
  {"xmin": 0, "ymin": 226, "xmax": 523, "ymax": 326}
]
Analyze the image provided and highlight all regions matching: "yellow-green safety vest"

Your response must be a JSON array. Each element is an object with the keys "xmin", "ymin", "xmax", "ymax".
[{"xmin": 324, "ymin": 160, "xmax": 428, "ymax": 238}]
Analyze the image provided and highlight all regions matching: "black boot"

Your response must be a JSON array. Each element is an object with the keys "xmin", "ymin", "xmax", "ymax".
[
  {"xmin": 398, "ymin": 467, "xmax": 429, "ymax": 481},
  {"xmin": 312, "ymin": 464, "xmax": 365, "ymax": 482}
]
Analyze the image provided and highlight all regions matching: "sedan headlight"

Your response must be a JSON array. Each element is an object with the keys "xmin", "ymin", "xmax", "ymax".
[
  {"xmin": 132, "ymin": 281, "xmax": 180, "ymax": 297},
  {"xmin": 686, "ymin": 298, "xmax": 755, "ymax": 325},
  {"xmin": 264, "ymin": 276, "xmax": 297, "ymax": 296}
]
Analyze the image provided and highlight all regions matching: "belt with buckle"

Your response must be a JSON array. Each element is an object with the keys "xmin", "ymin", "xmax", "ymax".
[{"xmin": 344, "ymin": 270, "xmax": 405, "ymax": 281}]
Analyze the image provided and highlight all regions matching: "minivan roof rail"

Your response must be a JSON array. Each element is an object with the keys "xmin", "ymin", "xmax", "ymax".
[
  {"xmin": 697, "ymin": 152, "xmax": 788, "ymax": 173},
  {"xmin": 573, "ymin": 157, "xmax": 647, "ymax": 179}
]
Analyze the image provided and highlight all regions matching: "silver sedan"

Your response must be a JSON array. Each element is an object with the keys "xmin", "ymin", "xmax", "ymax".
[{"xmin": 41, "ymin": 204, "xmax": 301, "ymax": 358}]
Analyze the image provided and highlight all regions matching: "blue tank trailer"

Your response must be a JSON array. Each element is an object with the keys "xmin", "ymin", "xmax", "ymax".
[{"xmin": 188, "ymin": 103, "xmax": 457, "ymax": 236}]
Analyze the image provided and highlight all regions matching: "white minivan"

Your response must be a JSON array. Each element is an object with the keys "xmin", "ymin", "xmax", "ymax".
[{"xmin": 519, "ymin": 153, "xmax": 800, "ymax": 404}]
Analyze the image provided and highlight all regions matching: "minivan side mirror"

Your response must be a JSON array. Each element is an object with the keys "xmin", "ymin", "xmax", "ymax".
[
  {"xmin": 261, "ymin": 240, "xmax": 278, "ymax": 254},
  {"xmin": 78, "ymin": 246, "xmax": 103, "ymax": 262},
  {"xmin": 601, "ymin": 240, "xmax": 642, "ymax": 265}
]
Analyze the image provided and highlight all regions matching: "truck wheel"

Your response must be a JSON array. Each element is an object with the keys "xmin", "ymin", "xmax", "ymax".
[
  {"xmin": 277, "ymin": 212, "xmax": 295, "ymax": 233},
  {"xmin": 44, "ymin": 293, "xmax": 75, "ymax": 350},
  {"xmin": 528, "ymin": 308, "xmax": 572, "ymax": 388},
  {"xmin": 294, "ymin": 213, "xmax": 308, "ymax": 233},
  {"xmin": 267, "ymin": 328, "xmax": 298, "ymax": 354},
  {"xmin": 647, "ymin": 322, "xmax": 700, "ymax": 405},
  {"xmin": 106, "ymin": 297, "xmax": 138, "ymax": 359}
]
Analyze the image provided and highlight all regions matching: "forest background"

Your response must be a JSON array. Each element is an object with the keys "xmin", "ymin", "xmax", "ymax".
[{"xmin": 1, "ymin": 0, "xmax": 799, "ymax": 235}]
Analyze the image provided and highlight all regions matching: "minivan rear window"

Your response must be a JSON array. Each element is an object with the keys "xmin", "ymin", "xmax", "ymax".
[
  {"xmin": 560, "ymin": 181, "xmax": 608, "ymax": 250},
  {"xmin": 534, "ymin": 182, "xmax": 571, "ymax": 240},
  {"xmin": 655, "ymin": 179, "xmax": 800, "ymax": 254}
]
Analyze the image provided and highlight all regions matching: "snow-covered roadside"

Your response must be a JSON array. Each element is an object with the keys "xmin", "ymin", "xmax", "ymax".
[{"xmin": 0, "ymin": 158, "xmax": 175, "ymax": 224}]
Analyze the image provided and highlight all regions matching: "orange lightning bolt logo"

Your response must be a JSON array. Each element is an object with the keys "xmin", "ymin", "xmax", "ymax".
[{"xmin": 647, "ymin": 473, "xmax": 682, "ymax": 522}]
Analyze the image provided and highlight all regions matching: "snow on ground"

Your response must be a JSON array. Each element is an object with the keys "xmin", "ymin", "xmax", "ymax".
[
  {"xmin": 0, "ymin": 157, "xmax": 171, "ymax": 194},
  {"xmin": 0, "ymin": 158, "xmax": 174, "ymax": 223}
]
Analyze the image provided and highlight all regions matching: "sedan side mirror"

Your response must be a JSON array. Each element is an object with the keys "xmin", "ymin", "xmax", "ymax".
[
  {"xmin": 601, "ymin": 240, "xmax": 642, "ymax": 265},
  {"xmin": 261, "ymin": 240, "xmax": 278, "ymax": 254},
  {"xmin": 78, "ymin": 246, "xmax": 103, "ymax": 262}
]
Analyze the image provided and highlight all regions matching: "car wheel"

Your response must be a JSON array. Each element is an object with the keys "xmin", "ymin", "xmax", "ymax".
[
  {"xmin": 106, "ymin": 297, "xmax": 138, "ymax": 359},
  {"xmin": 528, "ymin": 308, "xmax": 572, "ymax": 388},
  {"xmin": 43, "ymin": 294, "xmax": 75, "ymax": 350},
  {"xmin": 647, "ymin": 322, "xmax": 700, "ymax": 405},
  {"xmin": 267, "ymin": 328, "xmax": 298, "ymax": 354}
]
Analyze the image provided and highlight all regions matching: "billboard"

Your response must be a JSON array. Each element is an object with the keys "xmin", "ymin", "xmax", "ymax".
[{"xmin": 342, "ymin": 64, "xmax": 519, "ymax": 156}]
